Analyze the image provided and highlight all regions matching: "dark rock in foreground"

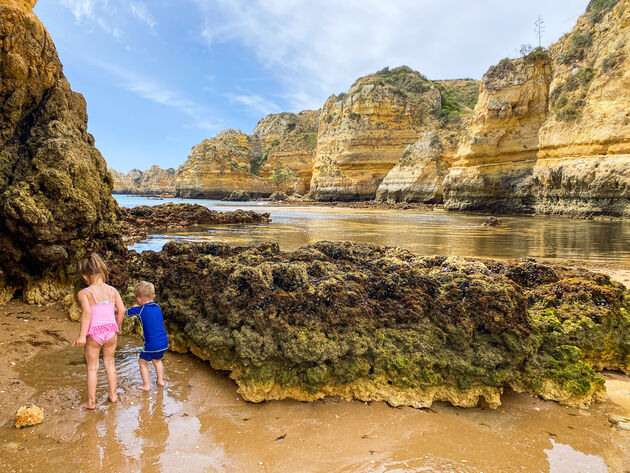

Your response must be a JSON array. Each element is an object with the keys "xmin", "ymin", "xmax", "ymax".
[
  {"xmin": 119, "ymin": 203, "xmax": 270, "ymax": 242},
  {"xmin": 0, "ymin": 0, "xmax": 122, "ymax": 303},
  {"xmin": 125, "ymin": 241, "xmax": 629, "ymax": 409}
]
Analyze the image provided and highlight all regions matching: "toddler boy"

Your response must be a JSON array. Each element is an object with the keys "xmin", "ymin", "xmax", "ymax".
[{"xmin": 126, "ymin": 281, "xmax": 168, "ymax": 390}]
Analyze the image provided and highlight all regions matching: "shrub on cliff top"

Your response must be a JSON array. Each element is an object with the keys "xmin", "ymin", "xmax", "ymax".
[
  {"xmin": 368, "ymin": 66, "xmax": 432, "ymax": 97},
  {"xmin": 587, "ymin": 0, "xmax": 619, "ymax": 23}
]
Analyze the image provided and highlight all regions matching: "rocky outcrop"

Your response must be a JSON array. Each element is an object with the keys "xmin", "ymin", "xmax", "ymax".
[
  {"xmin": 175, "ymin": 129, "xmax": 275, "ymax": 199},
  {"xmin": 110, "ymin": 165, "xmax": 176, "ymax": 196},
  {"xmin": 119, "ymin": 203, "xmax": 270, "ymax": 242},
  {"xmin": 0, "ymin": 0, "xmax": 122, "ymax": 303},
  {"xmin": 175, "ymin": 111, "xmax": 319, "ymax": 199},
  {"xmin": 124, "ymin": 241, "xmax": 629, "ymax": 409},
  {"xmin": 253, "ymin": 110, "xmax": 319, "ymax": 195},
  {"xmin": 375, "ymin": 132, "xmax": 450, "ymax": 203},
  {"xmin": 310, "ymin": 68, "xmax": 439, "ymax": 201},
  {"xmin": 444, "ymin": 0, "xmax": 630, "ymax": 216},
  {"xmin": 375, "ymin": 79, "xmax": 479, "ymax": 203}
]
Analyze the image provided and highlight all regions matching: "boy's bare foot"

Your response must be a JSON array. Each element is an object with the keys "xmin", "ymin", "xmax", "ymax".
[
  {"xmin": 81, "ymin": 402, "xmax": 96, "ymax": 410},
  {"xmin": 157, "ymin": 380, "xmax": 165, "ymax": 387},
  {"xmin": 136, "ymin": 385, "xmax": 151, "ymax": 391},
  {"xmin": 109, "ymin": 394, "xmax": 118, "ymax": 403}
]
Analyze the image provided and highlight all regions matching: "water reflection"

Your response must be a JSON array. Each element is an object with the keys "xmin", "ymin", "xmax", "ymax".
[
  {"xmin": 115, "ymin": 195, "xmax": 630, "ymax": 269},
  {"xmin": 545, "ymin": 440, "xmax": 608, "ymax": 473}
]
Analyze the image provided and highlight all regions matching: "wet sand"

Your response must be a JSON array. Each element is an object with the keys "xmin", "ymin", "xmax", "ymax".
[{"xmin": 1, "ymin": 300, "xmax": 629, "ymax": 473}]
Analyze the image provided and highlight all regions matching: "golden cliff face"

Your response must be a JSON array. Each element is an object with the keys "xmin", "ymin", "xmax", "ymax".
[
  {"xmin": 175, "ymin": 129, "xmax": 276, "ymax": 198},
  {"xmin": 253, "ymin": 110, "xmax": 319, "ymax": 195},
  {"xmin": 375, "ymin": 78, "xmax": 478, "ymax": 203},
  {"xmin": 110, "ymin": 165, "xmax": 176, "ymax": 196},
  {"xmin": 444, "ymin": 0, "xmax": 629, "ymax": 216},
  {"xmin": 310, "ymin": 68, "xmax": 441, "ymax": 201},
  {"xmin": 175, "ymin": 111, "xmax": 320, "ymax": 199}
]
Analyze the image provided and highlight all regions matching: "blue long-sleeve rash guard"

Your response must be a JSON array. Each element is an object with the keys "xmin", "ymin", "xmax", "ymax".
[{"xmin": 126, "ymin": 302, "xmax": 168, "ymax": 352}]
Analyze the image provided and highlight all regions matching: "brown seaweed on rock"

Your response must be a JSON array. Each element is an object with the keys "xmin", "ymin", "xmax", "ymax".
[
  {"xmin": 125, "ymin": 241, "xmax": 630, "ymax": 409},
  {"xmin": 119, "ymin": 203, "xmax": 271, "ymax": 242}
]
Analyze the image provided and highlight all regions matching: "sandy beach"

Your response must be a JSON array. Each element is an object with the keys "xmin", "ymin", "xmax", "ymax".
[{"xmin": 1, "ymin": 299, "xmax": 629, "ymax": 473}]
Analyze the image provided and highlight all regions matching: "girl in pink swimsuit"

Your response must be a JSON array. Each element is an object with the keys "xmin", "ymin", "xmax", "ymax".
[{"xmin": 73, "ymin": 253, "xmax": 126, "ymax": 409}]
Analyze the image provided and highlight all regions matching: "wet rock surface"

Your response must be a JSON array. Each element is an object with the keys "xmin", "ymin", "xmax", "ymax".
[
  {"xmin": 124, "ymin": 241, "xmax": 629, "ymax": 409},
  {"xmin": 0, "ymin": 0, "xmax": 122, "ymax": 302},
  {"xmin": 119, "ymin": 203, "xmax": 270, "ymax": 242}
]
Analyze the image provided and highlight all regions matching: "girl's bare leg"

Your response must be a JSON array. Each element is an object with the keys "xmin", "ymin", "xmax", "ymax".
[
  {"xmin": 136, "ymin": 359, "xmax": 151, "ymax": 390},
  {"xmin": 152, "ymin": 359, "xmax": 164, "ymax": 386},
  {"xmin": 83, "ymin": 337, "xmax": 101, "ymax": 409},
  {"xmin": 102, "ymin": 334, "xmax": 118, "ymax": 402}
]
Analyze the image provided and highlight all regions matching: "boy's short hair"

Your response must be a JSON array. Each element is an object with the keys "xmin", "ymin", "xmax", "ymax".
[{"xmin": 134, "ymin": 281, "xmax": 155, "ymax": 299}]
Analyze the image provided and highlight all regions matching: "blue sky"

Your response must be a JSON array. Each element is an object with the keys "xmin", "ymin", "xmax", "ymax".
[{"xmin": 34, "ymin": 0, "xmax": 588, "ymax": 173}]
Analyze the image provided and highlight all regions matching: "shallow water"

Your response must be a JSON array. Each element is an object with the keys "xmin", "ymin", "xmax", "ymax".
[
  {"xmin": 1, "ymin": 338, "xmax": 629, "ymax": 472},
  {"xmin": 115, "ymin": 195, "xmax": 630, "ymax": 270}
]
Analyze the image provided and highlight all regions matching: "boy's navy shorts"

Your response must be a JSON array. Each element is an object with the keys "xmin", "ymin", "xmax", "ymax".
[{"xmin": 139, "ymin": 350, "xmax": 166, "ymax": 362}]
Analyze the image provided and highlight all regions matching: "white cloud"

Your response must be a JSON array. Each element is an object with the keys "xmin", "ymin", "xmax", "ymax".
[
  {"xmin": 129, "ymin": 1, "xmax": 157, "ymax": 29},
  {"xmin": 194, "ymin": 0, "xmax": 587, "ymax": 111},
  {"xmin": 86, "ymin": 58, "xmax": 221, "ymax": 132},
  {"xmin": 224, "ymin": 92, "xmax": 281, "ymax": 116},
  {"xmin": 59, "ymin": 0, "xmax": 96, "ymax": 21}
]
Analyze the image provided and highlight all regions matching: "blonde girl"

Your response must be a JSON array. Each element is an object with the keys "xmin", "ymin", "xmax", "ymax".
[{"xmin": 73, "ymin": 253, "xmax": 126, "ymax": 409}]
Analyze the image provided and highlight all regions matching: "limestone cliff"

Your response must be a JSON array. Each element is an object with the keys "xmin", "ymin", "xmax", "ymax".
[
  {"xmin": 375, "ymin": 79, "xmax": 479, "ymax": 203},
  {"xmin": 110, "ymin": 165, "xmax": 176, "ymax": 196},
  {"xmin": 253, "ymin": 110, "xmax": 319, "ymax": 194},
  {"xmin": 175, "ymin": 129, "xmax": 275, "ymax": 199},
  {"xmin": 175, "ymin": 112, "xmax": 319, "ymax": 199},
  {"xmin": 444, "ymin": 0, "xmax": 630, "ymax": 216},
  {"xmin": 0, "ymin": 0, "xmax": 122, "ymax": 303},
  {"xmin": 310, "ymin": 67, "xmax": 440, "ymax": 201}
]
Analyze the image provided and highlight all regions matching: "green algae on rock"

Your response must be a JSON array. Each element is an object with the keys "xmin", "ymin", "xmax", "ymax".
[
  {"xmin": 0, "ymin": 0, "xmax": 123, "ymax": 303},
  {"xmin": 125, "ymin": 241, "xmax": 629, "ymax": 409}
]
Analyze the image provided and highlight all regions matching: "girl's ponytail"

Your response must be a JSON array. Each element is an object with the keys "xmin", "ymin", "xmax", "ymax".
[{"xmin": 79, "ymin": 252, "xmax": 109, "ymax": 281}]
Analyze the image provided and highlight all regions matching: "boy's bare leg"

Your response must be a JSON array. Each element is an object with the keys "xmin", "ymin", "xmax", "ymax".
[
  {"xmin": 136, "ymin": 358, "xmax": 151, "ymax": 390},
  {"xmin": 83, "ymin": 338, "xmax": 100, "ymax": 409},
  {"xmin": 152, "ymin": 359, "xmax": 164, "ymax": 386},
  {"xmin": 102, "ymin": 334, "xmax": 118, "ymax": 402}
]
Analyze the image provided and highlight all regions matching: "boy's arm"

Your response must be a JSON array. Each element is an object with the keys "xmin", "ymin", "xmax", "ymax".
[
  {"xmin": 126, "ymin": 305, "xmax": 143, "ymax": 317},
  {"xmin": 72, "ymin": 290, "xmax": 91, "ymax": 347}
]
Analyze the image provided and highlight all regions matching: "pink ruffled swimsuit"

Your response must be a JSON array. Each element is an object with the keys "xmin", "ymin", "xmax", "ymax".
[{"xmin": 86, "ymin": 286, "xmax": 119, "ymax": 345}]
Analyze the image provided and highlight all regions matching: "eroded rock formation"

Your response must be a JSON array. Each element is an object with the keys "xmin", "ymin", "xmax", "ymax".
[
  {"xmin": 444, "ymin": 0, "xmax": 630, "ymax": 216},
  {"xmin": 175, "ymin": 111, "xmax": 319, "ymax": 199},
  {"xmin": 119, "ymin": 203, "xmax": 271, "ymax": 242},
  {"xmin": 0, "ymin": 0, "xmax": 122, "ymax": 303},
  {"xmin": 309, "ymin": 68, "xmax": 476, "ymax": 201},
  {"xmin": 110, "ymin": 165, "xmax": 176, "ymax": 196},
  {"xmin": 124, "ymin": 241, "xmax": 629, "ymax": 409}
]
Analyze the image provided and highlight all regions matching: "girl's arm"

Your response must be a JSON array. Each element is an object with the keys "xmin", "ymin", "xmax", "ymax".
[
  {"xmin": 72, "ymin": 290, "xmax": 92, "ymax": 347},
  {"xmin": 114, "ymin": 289, "xmax": 126, "ymax": 327}
]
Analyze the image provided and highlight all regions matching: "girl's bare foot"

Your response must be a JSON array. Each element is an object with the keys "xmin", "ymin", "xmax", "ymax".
[
  {"xmin": 136, "ymin": 385, "xmax": 151, "ymax": 391},
  {"xmin": 157, "ymin": 380, "xmax": 165, "ymax": 387},
  {"xmin": 81, "ymin": 402, "xmax": 96, "ymax": 410},
  {"xmin": 109, "ymin": 394, "xmax": 118, "ymax": 403}
]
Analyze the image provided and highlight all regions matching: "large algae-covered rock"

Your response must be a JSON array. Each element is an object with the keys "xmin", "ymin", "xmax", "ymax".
[
  {"xmin": 119, "ymin": 202, "xmax": 270, "ymax": 242},
  {"xmin": 445, "ymin": 1, "xmax": 630, "ymax": 216},
  {"xmin": 127, "ymin": 241, "xmax": 629, "ymax": 409},
  {"xmin": 0, "ymin": 0, "xmax": 122, "ymax": 302},
  {"xmin": 110, "ymin": 165, "xmax": 176, "ymax": 196}
]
